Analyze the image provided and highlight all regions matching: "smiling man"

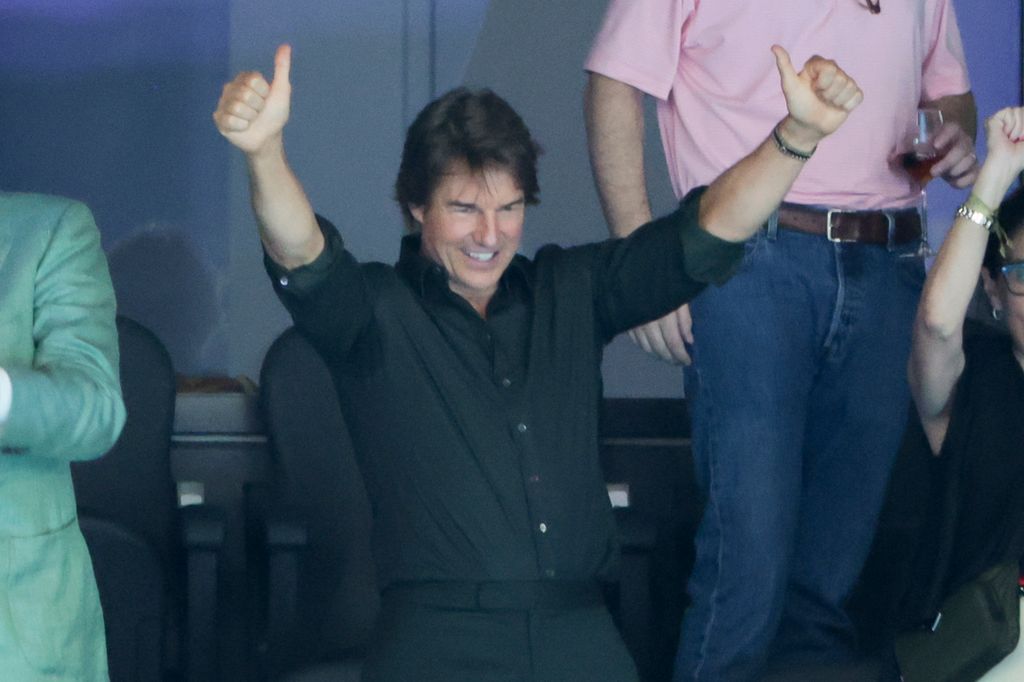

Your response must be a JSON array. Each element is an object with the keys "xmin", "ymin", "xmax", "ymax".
[
  {"xmin": 406, "ymin": 163, "xmax": 525, "ymax": 316},
  {"xmin": 215, "ymin": 44, "xmax": 862, "ymax": 682}
]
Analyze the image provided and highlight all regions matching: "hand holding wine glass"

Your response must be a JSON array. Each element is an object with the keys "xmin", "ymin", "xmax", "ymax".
[
  {"xmin": 894, "ymin": 108, "xmax": 979, "ymax": 189},
  {"xmin": 897, "ymin": 109, "xmax": 942, "ymax": 184},
  {"xmin": 892, "ymin": 108, "xmax": 948, "ymax": 185}
]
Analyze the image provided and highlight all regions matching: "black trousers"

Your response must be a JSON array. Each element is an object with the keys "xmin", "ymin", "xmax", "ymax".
[{"xmin": 362, "ymin": 581, "xmax": 640, "ymax": 682}]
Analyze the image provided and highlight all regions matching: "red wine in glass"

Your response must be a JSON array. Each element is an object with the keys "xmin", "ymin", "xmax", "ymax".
[
  {"xmin": 898, "ymin": 148, "xmax": 939, "ymax": 184},
  {"xmin": 895, "ymin": 109, "xmax": 943, "ymax": 186}
]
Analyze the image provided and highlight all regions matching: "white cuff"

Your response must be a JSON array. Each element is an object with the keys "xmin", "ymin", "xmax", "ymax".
[{"xmin": 0, "ymin": 367, "xmax": 11, "ymax": 430}]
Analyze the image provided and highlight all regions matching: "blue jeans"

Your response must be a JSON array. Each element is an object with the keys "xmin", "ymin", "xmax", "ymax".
[{"xmin": 673, "ymin": 220, "xmax": 925, "ymax": 682}]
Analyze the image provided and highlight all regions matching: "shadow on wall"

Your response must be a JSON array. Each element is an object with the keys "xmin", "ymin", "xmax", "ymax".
[
  {"xmin": 108, "ymin": 224, "xmax": 227, "ymax": 377},
  {"xmin": 0, "ymin": 0, "xmax": 232, "ymax": 376}
]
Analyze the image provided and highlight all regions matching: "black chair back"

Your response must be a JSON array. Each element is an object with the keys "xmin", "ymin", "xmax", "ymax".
[
  {"xmin": 74, "ymin": 316, "xmax": 178, "ymax": 555},
  {"xmin": 72, "ymin": 316, "xmax": 179, "ymax": 680},
  {"xmin": 73, "ymin": 316, "xmax": 223, "ymax": 682},
  {"xmin": 255, "ymin": 326, "xmax": 377, "ymax": 678}
]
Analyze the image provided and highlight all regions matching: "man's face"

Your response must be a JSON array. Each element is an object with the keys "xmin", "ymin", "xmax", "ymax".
[{"xmin": 411, "ymin": 163, "xmax": 525, "ymax": 316}]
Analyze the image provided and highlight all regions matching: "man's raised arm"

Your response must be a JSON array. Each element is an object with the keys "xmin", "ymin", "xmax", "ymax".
[
  {"xmin": 213, "ymin": 44, "xmax": 323, "ymax": 270},
  {"xmin": 699, "ymin": 46, "xmax": 863, "ymax": 242}
]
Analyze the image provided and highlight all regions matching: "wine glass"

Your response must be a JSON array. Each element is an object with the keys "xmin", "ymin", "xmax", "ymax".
[
  {"xmin": 896, "ymin": 108, "xmax": 944, "ymax": 186},
  {"xmin": 892, "ymin": 109, "xmax": 943, "ymax": 257}
]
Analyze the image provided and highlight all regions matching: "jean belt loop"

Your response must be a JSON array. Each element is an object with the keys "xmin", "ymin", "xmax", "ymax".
[
  {"xmin": 884, "ymin": 210, "xmax": 896, "ymax": 252},
  {"xmin": 765, "ymin": 209, "xmax": 779, "ymax": 241}
]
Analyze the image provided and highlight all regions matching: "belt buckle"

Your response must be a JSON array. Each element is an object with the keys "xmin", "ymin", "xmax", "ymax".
[
  {"xmin": 825, "ymin": 209, "xmax": 855, "ymax": 243},
  {"xmin": 826, "ymin": 209, "xmax": 896, "ymax": 245}
]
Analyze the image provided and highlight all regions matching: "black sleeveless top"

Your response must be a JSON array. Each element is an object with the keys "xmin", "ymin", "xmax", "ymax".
[
  {"xmin": 862, "ymin": 328, "xmax": 1024, "ymax": 633},
  {"xmin": 940, "ymin": 331, "xmax": 1024, "ymax": 590}
]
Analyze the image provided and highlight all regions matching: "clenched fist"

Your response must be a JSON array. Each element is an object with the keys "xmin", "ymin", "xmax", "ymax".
[{"xmin": 213, "ymin": 44, "xmax": 292, "ymax": 156}]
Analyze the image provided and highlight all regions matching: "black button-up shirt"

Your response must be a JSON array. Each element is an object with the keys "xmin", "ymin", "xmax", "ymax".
[{"xmin": 266, "ymin": 187, "xmax": 741, "ymax": 588}]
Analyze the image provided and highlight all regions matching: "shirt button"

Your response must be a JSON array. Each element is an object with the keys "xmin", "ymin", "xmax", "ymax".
[
  {"xmin": 278, "ymin": 275, "xmax": 289, "ymax": 287},
  {"xmin": 516, "ymin": 423, "xmax": 527, "ymax": 433},
  {"xmin": 538, "ymin": 522, "xmax": 548, "ymax": 533},
  {"xmin": 501, "ymin": 377, "xmax": 512, "ymax": 388},
  {"xmin": 528, "ymin": 474, "xmax": 540, "ymax": 483},
  {"xmin": 544, "ymin": 568, "xmax": 556, "ymax": 578}
]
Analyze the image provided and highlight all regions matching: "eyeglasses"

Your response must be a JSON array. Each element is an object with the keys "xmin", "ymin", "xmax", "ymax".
[{"xmin": 1001, "ymin": 262, "xmax": 1024, "ymax": 296}]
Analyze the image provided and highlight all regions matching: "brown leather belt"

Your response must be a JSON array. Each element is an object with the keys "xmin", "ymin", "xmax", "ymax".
[{"xmin": 777, "ymin": 203, "xmax": 922, "ymax": 246}]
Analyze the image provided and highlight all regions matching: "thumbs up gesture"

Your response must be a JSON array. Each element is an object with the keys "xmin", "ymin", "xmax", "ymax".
[
  {"xmin": 214, "ymin": 44, "xmax": 293, "ymax": 155},
  {"xmin": 771, "ymin": 45, "xmax": 863, "ymax": 150}
]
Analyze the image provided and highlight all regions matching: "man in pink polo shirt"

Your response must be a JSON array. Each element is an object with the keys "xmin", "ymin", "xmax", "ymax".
[{"xmin": 585, "ymin": 1, "xmax": 978, "ymax": 680}]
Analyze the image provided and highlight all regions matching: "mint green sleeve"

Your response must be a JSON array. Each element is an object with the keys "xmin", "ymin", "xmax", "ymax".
[{"xmin": 0, "ymin": 201, "xmax": 126, "ymax": 460}]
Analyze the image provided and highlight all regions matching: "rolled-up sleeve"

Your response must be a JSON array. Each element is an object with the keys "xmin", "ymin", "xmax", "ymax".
[
  {"xmin": 590, "ymin": 186, "xmax": 745, "ymax": 339},
  {"xmin": 264, "ymin": 215, "xmax": 348, "ymax": 298},
  {"xmin": 676, "ymin": 189, "xmax": 745, "ymax": 286},
  {"xmin": 263, "ymin": 215, "xmax": 373, "ymax": 359}
]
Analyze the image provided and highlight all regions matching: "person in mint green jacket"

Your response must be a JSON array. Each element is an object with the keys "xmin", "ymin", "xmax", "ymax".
[{"xmin": 0, "ymin": 192, "xmax": 126, "ymax": 681}]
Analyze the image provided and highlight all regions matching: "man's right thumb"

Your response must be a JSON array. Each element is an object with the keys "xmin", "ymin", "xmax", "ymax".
[
  {"xmin": 771, "ymin": 45, "xmax": 797, "ymax": 86},
  {"xmin": 273, "ymin": 44, "xmax": 292, "ymax": 89}
]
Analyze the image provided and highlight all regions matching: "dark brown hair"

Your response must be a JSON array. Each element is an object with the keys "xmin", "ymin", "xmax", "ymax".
[
  {"xmin": 395, "ymin": 87, "xmax": 541, "ymax": 231},
  {"xmin": 984, "ymin": 184, "xmax": 1024, "ymax": 274}
]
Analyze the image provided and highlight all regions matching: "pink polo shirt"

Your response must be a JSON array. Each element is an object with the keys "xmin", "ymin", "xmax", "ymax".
[{"xmin": 585, "ymin": 0, "xmax": 970, "ymax": 210}]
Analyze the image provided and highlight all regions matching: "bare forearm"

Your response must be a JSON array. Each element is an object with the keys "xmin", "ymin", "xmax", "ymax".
[
  {"xmin": 584, "ymin": 73, "xmax": 653, "ymax": 237},
  {"xmin": 910, "ymin": 146, "xmax": 1019, "ymax": 422},
  {"xmin": 699, "ymin": 117, "xmax": 817, "ymax": 242},
  {"xmin": 918, "ymin": 161, "xmax": 1015, "ymax": 338},
  {"xmin": 909, "ymin": 217, "xmax": 984, "ymax": 422},
  {"xmin": 246, "ymin": 138, "xmax": 323, "ymax": 269},
  {"xmin": 927, "ymin": 91, "xmax": 977, "ymax": 142}
]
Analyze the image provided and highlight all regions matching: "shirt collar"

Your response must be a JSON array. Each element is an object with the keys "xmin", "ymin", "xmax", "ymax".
[{"xmin": 396, "ymin": 233, "xmax": 534, "ymax": 303}]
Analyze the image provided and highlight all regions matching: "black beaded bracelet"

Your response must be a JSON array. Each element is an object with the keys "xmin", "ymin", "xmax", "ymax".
[{"xmin": 771, "ymin": 125, "xmax": 816, "ymax": 161}]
